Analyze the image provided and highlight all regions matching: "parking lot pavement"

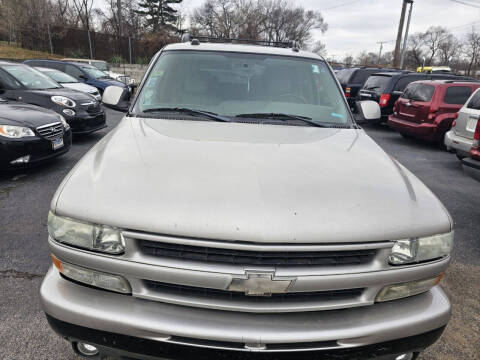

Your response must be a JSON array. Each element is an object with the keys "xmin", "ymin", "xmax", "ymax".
[{"xmin": 0, "ymin": 111, "xmax": 479, "ymax": 360}]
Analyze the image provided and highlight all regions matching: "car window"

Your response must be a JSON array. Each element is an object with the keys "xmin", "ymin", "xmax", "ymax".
[
  {"xmin": 362, "ymin": 75, "xmax": 391, "ymax": 92},
  {"xmin": 402, "ymin": 83, "xmax": 435, "ymax": 102},
  {"xmin": 79, "ymin": 65, "xmax": 108, "ymax": 79},
  {"xmin": 134, "ymin": 50, "xmax": 351, "ymax": 125},
  {"xmin": 92, "ymin": 61, "xmax": 109, "ymax": 72},
  {"xmin": 394, "ymin": 75, "xmax": 426, "ymax": 92},
  {"xmin": 65, "ymin": 65, "xmax": 84, "ymax": 79},
  {"xmin": 467, "ymin": 90, "xmax": 480, "ymax": 110},
  {"xmin": 48, "ymin": 62, "xmax": 66, "ymax": 72},
  {"xmin": 443, "ymin": 86, "xmax": 472, "ymax": 105},
  {"xmin": 0, "ymin": 69, "xmax": 22, "ymax": 90},
  {"xmin": 1, "ymin": 65, "xmax": 60, "ymax": 90},
  {"xmin": 350, "ymin": 69, "xmax": 380, "ymax": 84},
  {"xmin": 336, "ymin": 68, "xmax": 356, "ymax": 84}
]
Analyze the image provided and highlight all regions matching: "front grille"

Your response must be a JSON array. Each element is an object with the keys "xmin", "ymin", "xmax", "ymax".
[
  {"xmin": 36, "ymin": 122, "xmax": 64, "ymax": 140},
  {"xmin": 144, "ymin": 280, "xmax": 363, "ymax": 303},
  {"xmin": 81, "ymin": 101, "xmax": 102, "ymax": 114},
  {"xmin": 137, "ymin": 240, "xmax": 376, "ymax": 267}
]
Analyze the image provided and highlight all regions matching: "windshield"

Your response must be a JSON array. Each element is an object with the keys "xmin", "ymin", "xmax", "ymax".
[
  {"xmin": 41, "ymin": 69, "xmax": 78, "ymax": 83},
  {"xmin": 133, "ymin": 51, "xmax": 351, "ymax": 126},
  {"xmin": 92, "ymin": 61, "xmax": 109, "ymax": 72},
  {"xmin": 80, "ymin": 65, "xmax": 109, "ymax": 79},
  {"xmin": 2, "ymin": 65, "xmax": 61, "ymax": 89},
  {"xmin": 402, "ymin": 83, "xmax": 435, "ymax": 102},
  {"xmin": 362, "ymin": 75, "xmax": 391, "ymax": 92}
]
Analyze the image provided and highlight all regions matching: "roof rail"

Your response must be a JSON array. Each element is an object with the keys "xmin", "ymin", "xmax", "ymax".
[{"xmin": 180, "ymin": 33, "xmax": 300, "ymax": 51}]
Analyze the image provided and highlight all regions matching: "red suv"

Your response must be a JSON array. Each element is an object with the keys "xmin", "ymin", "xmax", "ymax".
[{"xmin": 388, "ymin": 80, "xmax": 480, "ymax": 143}]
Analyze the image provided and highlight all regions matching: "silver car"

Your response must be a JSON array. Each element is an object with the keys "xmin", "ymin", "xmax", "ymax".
[
  {"xmin": 445, "ymin": 88, "xmax": 480, "ymax": 158},
  {"xmin": 41, "ymin": 38, "xmax": 453, "ymax": 360}
]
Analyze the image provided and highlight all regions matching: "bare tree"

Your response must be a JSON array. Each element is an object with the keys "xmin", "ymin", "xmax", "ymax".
[
  {"xmin": 438, "ymin": 34, "xmax": 462, "ymax": 65},
  {"xmin": 464, "ymin": 28, "xmax": 480, "ymax": 76},
  {"xmin": 191, "ymin": 0, "xmax": 327, "ymax": 46},
  {"xmin": 310, "ymin": 40, "xmax": 326, "ymax": 57},
  {"xmin": 72, "ymin": 0, "xmax": 95, "ymax": 31},
  {"xmin": 422, "ymin": 26, "xmax": 449, "ymax": 65}
]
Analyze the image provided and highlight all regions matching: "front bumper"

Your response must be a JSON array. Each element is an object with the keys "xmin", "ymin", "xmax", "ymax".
[
  {"xmin": 444, "ymin": 130, "xmax": 472, "ymax": 157},
  {"xmin": 388, "ymin": 115, "xmax": 438, "ymax": 141},
  {"xmin": 66, "ymin": 111, "xmax": 106, "ymax": 134},
  {"xmin": 0, "ymin": 131, "xmax": 72, "ymax": 170},
  {"xmin": 462, "ymin": 157, "xmax": 480, "ymax": 181},
  {"xmin": 40, "ymin": 268, "xmax": 451, "ymax": 358}
]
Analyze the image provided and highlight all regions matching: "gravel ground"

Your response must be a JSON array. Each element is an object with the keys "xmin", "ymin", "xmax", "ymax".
[{"xmin": 0, "ymin": 111, "xmax": 478, "ymax": 360}]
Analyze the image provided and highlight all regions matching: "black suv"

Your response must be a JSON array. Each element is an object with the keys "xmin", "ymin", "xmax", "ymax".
[
  {"xmin": 336, "ymin": 67, "xmax": 404, "ymax": 110},
  {"xmin": 357, "ymin": 72, "xmax": 478, "ymax": 122}
]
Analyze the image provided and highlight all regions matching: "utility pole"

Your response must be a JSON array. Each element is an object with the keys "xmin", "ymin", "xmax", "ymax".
[
  {"xmin": 377, "ymin": 41, "xmax": 386, "ymax": 65},
  {"xmin": 399, "ymin": 1, "xmax": 414, "ymax": 69},
  {"xmin": 393, "ymin": 0, "xmax": 409, "ymax": 68}
]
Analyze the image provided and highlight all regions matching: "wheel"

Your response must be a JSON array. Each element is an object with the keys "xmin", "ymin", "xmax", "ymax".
[
  {"xmin": 456, "ymin": 153, "xmax": 466, "ymax": 160},
  {"xmin": 71, "ymin": 342, "xmax": 103, "ymax": 359}
]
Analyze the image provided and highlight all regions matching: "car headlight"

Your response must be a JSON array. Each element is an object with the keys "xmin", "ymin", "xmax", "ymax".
[
  {"xmin": 57, "ymin": 114, "xmax": 70, "ymax": 130},
  {"xmin": 47, "ymin": 212, "xmax": 124, "ymax": 254},
  {"xmin": 0, "ymin": 125, "xmax": 35, "ymax": 138},
  {"xmin": 51, "ymin": 95, "xmax": 76, "ymax": 108},
  {"xmin": 388, "ymin": 231, "xmax": 454, "ymax": 265}
]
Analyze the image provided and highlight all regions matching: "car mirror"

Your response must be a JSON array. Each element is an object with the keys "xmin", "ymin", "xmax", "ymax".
[
  {"xmin": 102, "ymin": 85, "xmax": 129, "ymax": 112},
  {"xmin": 79, "ymin": 75, "xmax": 88, "ymax": 81},
  {"xmin": 356, "ymin": 100, "xmax": 381, "ymax": 121}
]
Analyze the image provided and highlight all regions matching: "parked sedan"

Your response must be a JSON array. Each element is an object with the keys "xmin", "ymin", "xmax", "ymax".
[
  {"xmin": 462, "ymin": 118, "xmax": 480, "ymax": 181},
  {"xmin": 0, "ymin": 61, "xmax": 106, "ymax": 134},
  {"xmin": 445, "ymin": 88, "xmax": 480, "ymax": 158},
  {"xmin": 35, "ymin": 67, "xmax": 101, "ymax": 101},
  {"xmin": 0, "ymin": 99, "xmax": 72, "ymax": 170}
]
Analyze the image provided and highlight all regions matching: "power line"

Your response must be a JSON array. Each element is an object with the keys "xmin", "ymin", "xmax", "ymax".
[
  {"xmin": 320, "ymin": 0, "xmax": 363, "ymax": 11},
  {"xmin": 450, "ymin": 0, "xmax": 480, "ymax": 8}
]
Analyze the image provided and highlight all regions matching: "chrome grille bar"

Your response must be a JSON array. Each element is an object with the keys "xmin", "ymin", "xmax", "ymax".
[{"xmin": 36, "ymin": 122, "xmax": 64, "ymax": 140}]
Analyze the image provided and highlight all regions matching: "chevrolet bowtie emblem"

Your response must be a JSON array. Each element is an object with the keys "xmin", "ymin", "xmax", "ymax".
[{"xmin": 228, "ymin": 271, "xmax": 294, "ymax": 296}]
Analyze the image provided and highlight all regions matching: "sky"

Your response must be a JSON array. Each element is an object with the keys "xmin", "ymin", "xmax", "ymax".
[{"xmin": 96, "ymin": 0, "xmax": 480, "ymax": 60}]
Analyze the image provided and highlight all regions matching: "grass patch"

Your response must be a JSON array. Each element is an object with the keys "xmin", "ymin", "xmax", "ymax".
[{"xmin": 0, "ymin": 42, "xmax": 63, "ymax": 60}]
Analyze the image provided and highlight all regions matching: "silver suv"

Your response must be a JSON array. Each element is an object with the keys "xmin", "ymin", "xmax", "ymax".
[{"xmin": 41, "ymin": 37, "xmax": 453, "ymax": 360}]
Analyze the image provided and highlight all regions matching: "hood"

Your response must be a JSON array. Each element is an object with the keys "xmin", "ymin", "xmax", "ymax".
[
  {"xmin": 61, "ymin": 82, "xmax": 98, "ymax": 94},
  {"xmin": 96, "ymin": 77, "xmax": 126, "ymax": 87},
  {"xmin": 53, "ymin": 118, "xmax": 452, "ymax": 244},
  {"xmin": 27, "ymin": 87, "xmax": 95, "ymax": 101},
  {"xmin": 0, "ymin": 100, "xmax": 60, "ymax": 127}
]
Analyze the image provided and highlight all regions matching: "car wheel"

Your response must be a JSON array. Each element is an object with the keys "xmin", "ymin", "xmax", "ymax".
[{"xmin": 456, "ymin": 153, "xmax": 466, "ymax": 160}]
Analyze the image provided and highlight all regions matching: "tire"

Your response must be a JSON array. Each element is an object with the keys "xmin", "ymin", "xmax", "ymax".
[{"xmin": 456, "ymin": 153, "xmax": 466, "ymax": 161}]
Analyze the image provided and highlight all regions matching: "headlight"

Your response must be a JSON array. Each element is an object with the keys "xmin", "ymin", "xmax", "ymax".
[
  {"xmin": 57, "ymin": 114, "xmax": 70, "ymax": 130},
  {"xmin": 0, "ymin": 125, "xmax": 35, "ymax": 138},
  {"xmin": 47, "ymin": 212, "xmax": 124, "ymax": 254},
  {"xmin": 388, "ymin": 231, "xmax": 453, "ymax": 265},
  {"xmin": 51, "ymin": 95, "xmax": 76, "ymax": 108}
]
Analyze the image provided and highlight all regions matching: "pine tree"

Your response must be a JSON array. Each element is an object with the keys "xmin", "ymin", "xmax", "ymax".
[{"xmin": 136, "ymin": 0, "xmax": 182, "ymax": 33}]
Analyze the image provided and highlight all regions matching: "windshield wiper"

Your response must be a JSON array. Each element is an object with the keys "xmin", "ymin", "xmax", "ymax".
[
  {"xmin": 235, "ymin": 113, "xmax": 327, "ymax": 127},
  {"xmin": 141, "ymin": 107, "xmax": 232, "ymax": 122}
]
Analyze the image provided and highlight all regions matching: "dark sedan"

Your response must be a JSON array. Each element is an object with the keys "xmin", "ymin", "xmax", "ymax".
[
  {"xmin": 0, "ymin": 99, "xmax": 72, "ymax": 170},
  {"xmin": 0, "ymin": 61, "xmax": 106, "ymax": 134}
]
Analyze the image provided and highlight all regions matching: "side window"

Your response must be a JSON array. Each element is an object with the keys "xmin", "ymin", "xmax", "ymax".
[
  {"xmin": 49, "ymin": 62, "xmax": 66, "ymax": 72},
  {"xmin": 65, "ymin": 65, "xmax": 84, "ymax": 79},
  {"xmin": 394, "ymin": 75, "xmax": 425, "ymax": 92},
  {"xmin": 467, "ymin": 90, "xmax": 480, "ymax": 110},
  {"xmin": 444, "ymin": 86, "xmax": 472, "ymax": 105},
  {"xmin": 0, "ymin": 69, "xmax": 22, "ymax": 90}
]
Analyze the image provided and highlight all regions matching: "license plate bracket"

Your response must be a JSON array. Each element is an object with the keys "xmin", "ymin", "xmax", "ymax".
[{"xmin": 52, "ymin": 137, "xmax": 64, "ymax": 150}]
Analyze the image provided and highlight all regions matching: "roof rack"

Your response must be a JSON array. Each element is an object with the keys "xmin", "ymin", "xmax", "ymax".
[{"xmin": 180, "ymin": 33, "xmax": 300, "ymax": 52}]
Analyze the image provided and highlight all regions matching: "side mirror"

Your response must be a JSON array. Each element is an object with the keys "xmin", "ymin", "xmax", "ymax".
[
  {"xmin": 79, "ymin": 75, "xmax": 88, "ymax": 81},
  {"xmin": 102, "ymin": 85, "xmax": 129, "ymax": 112},
  {"xmin": 356, "ymin": 100, "xmax": 381, "ymax": 121}
]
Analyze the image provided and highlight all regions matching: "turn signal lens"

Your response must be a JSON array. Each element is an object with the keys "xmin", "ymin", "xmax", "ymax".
[
  {"xmin": 376, "ymin": 275, "xmax": 444, "ymax": 302},
  {"xmin": 51, "ymin": 254, "xmax": 131, "ymax": 294}
]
